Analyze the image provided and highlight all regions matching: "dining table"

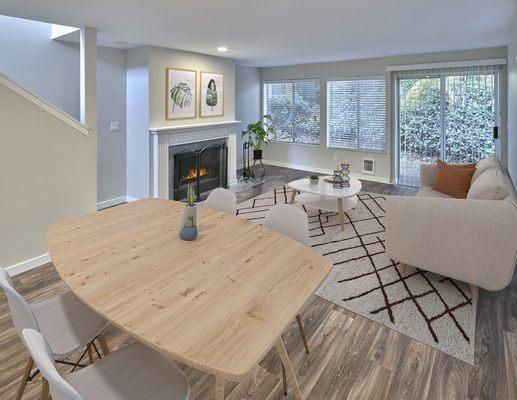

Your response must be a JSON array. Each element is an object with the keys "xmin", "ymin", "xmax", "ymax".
[{"xmin": 47, "ymin": 198, "xmax": 334, "ymax": 399}]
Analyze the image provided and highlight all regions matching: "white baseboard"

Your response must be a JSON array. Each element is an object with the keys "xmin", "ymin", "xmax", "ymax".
[
  {"xmin": 262, "ymin": 159, "xmax": 391, "ymax": 184},
  {"xmin": 229, "ymin": 178, "xmax": 238, "ymax": 186},
  {"xmin": 125, "ymin": 195, "xmax": 138, "ymax": 202},
  {"xmin": 5, "ymin": 253, "xmax": 51, "ymax": 277},
  {"xmin": 97, "ymin": 196, "xmax": 128, "ymax": 210}
]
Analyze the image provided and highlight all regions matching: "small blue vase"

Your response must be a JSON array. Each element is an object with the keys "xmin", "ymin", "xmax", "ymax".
[{"xmin": 180, "ymin": 226, "xmax": 198, "ymax": 241}]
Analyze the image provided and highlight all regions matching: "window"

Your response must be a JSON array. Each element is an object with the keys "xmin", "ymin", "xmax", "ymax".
[
  {"xmin": 263, "ymin": 80, "xmax": 320, "ymax": 145},
  {"xmin": 327, "ymin": 78, "xmax": 386, "ymax": 152}
]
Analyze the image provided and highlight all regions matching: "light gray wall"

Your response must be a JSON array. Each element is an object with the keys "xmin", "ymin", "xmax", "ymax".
[
  {"xmin": 0, "ymin": 15, "xmax": 80, "ymax": 119},
  {"xmin": 0, "ymin": 15, "xmax": 128, "ymax": 204},
  {"xmin": 235, "ymin": 66, "xmax": 261, "ymax": 169},
  {"xmin": 508, "ymin": 31, "xmax": 517, "ymax": 186},
  {"xmin": 126, "ymin": 47, "xmax": 150, "ymax": 200},
  {"xmin": 261, "ymin": 47, "xmax": 508, "ymax": 183},
  {"xmin": 97, "ymin": 48, "xmax": 127, "ymax": 203}
]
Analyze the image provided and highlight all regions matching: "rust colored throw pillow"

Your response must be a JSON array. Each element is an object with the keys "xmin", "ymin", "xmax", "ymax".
[{"xmin": 431, "ymin": 160, "xmax": 476, "ymax": 198}]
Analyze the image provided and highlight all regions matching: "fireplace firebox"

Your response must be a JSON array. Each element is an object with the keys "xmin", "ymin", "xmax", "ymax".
[{"xmin": 170, "ymin": 140, "xmax": 228, "ymax": 202}]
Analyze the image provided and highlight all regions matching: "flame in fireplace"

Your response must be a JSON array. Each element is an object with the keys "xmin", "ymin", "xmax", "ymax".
[{"xmin": 183, "ymin": 168, "xmax": 209, "ymax": 180}]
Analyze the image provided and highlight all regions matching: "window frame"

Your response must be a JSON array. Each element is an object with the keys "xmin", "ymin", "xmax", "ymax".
[
  {"xmin": 263, "ymin": 78, "xmax": 322, "ymax": 146},
  {"xmin": 326, "ymin": 75, "xmax": 388, "ymax": 154}
]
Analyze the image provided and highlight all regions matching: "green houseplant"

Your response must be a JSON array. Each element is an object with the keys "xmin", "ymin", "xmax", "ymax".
[
  {"xmin": 241, "ymin": 114, "xmax": 276, "ymax": 160},
  {"xmin": 180, "ymin": 183, "xmax": 197, "ymax": 232}
]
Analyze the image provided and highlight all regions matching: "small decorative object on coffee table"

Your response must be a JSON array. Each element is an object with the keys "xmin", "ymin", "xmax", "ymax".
[
  {"xmin": 288, "ymin": 175, "xmax": 362, "ymax": 231},
  {"xmin": 309, "ymin": 175, "xmax": 319, "ymax": 184},
  {"xmin": 180, "ymin": 183, "xmax": 197, "ymax": 229},
  {"xmin": 340, "ymin": 161, "xmax": 351, "ymax": 188},
  {"xmin": 332, "ymin": 165, "xmax": 345, "ymax": 189}
]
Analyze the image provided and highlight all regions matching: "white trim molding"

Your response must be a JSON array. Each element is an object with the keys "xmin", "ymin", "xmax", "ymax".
[
  {"xmin": 5, "ymin": 253, "xmax": 51, "ymax": 277},
  {"xmin": 386, "ymin": 58, "xmax": 507, "ymax": 72},
  {"xmin": 262, "ymin": 159, "xmax": 391, "ymax": 184},
  {"xmin": 0, "ymin": 73, "xmax": 90, "ymax": 136},
  {"xmin": 97, "ymin": 196, "xmax": 127, "ymax": 210}
]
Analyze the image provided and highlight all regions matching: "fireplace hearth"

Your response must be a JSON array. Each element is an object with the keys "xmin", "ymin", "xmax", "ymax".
[{"xmin": 169, "ymin": 139, "xmax": 228, "ymax": 202}]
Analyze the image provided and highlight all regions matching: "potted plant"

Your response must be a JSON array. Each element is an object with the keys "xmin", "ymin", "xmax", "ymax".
[
  {"xmin": 309, "ymin": 174, "xmax": 319, "ymax": 184},
  {"xmin": 241, "ymin": 114, "xmax": 276, "ymax": 160},
  {"xmin": 180, "ymin": 183, "xmax": 197, "ymax": 229},
  {"xmin": 180, "ymin": 215, "xmax": 198, "ymax": 241}
]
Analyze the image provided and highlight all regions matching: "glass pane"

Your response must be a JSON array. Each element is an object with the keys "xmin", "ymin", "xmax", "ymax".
[
  {"xmin": 399, "ymin": 77, "xmax": 441, "ymax": 187},
  {"xmin": 293, "ymin": 81, "xmax": 320, "ymax": 145},
  {"xmin": 444, "ymin": 74, "xmax": 495, "ymax": 164},
  {"xmin": 263, "ymin": 82, "xmax": 293, "ymax": 142}
]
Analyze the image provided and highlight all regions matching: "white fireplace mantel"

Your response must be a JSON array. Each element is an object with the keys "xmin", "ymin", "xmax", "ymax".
[{"xmin": 149, "ymin": 120, "xmax": 240, "ymax": 199}]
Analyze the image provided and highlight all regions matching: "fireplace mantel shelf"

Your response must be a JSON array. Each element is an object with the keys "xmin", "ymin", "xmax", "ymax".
[{"xmin": 150, "ymin": 120, "xmax": 241, "ymax": 134}]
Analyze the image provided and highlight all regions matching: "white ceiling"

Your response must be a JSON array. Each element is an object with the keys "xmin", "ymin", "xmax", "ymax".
[{"xmin": 0, "ymin": 0, "xmax": 515, "ymax": 66}]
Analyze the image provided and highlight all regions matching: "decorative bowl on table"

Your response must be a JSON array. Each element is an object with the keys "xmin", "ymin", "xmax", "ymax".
[{"xmin": 309, "ymin": 175, "xmax": 319, "ymax": 184}]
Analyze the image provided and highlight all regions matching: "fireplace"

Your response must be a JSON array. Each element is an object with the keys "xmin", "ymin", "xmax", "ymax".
[{"xmin": 169, "ymin": 139, "xmax": 228, "ymax": 202}]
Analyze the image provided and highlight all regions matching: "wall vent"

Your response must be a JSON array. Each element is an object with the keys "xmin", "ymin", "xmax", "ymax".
[{"xmin": 362, "ymin": 158, "xmax": 375, "ymax": 175}]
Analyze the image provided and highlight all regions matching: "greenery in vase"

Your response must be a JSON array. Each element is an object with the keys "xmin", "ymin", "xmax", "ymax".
[
  {"xmin": 185, "ymin": 215, "xmax": 195, "ymax": 228},
  {"xmin": 310, "ymin": 175, "xmax": 319, "ymax": 180},
  {"xmin": 241, "ymin": 114, "xmax": 276, "ymax": 150},
  {"xmin": 186, "ymin": 183, "xmax": 195, "ymax": 206}
]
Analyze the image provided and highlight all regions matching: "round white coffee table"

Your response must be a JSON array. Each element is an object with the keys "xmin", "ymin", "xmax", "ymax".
[{"xmin": 287, "ymin": 176, "xmax": 362, "ymax": 231}]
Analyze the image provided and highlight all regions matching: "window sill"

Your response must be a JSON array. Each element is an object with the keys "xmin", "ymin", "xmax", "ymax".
[
  {"xmin": 327, "ymin": 146, "xmax": 387, "ymax": 155},
  {"xmin": 268, "ymin": 141, "xmax": 321, "ymax": 148}
]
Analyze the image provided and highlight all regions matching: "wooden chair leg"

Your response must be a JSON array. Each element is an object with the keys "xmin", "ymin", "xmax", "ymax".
[
  {"xmin": 97, "ymin": 333, "xmax": 110, "ymax": 356},
  {"xmin": 296, "ymin": 315, "xmax": 310, "ymax": 354},
  {"xmin": 87, "ymin": 343, "xmax": 94, "ymax": 364},
  {"xmin": 398, "ymin": 262, "xmax": 407, "ymax": 275},
  {"xmin": 215, "ymin": 375, "xmax": 225, "ymax": 400},
  {"xmin": 16, "ymin": 357, "xmax": 34, "ymax": 400},
  {"xmin": 281, "ymin": 362, "xmax": 288, "ymax": 396},
  {"xmin": 275, "ymin": 337, "xmax": 303, "ymax": 400},
  {"xmin": 40, "ymin": 378, "xmax": 50, "ymax": 400},
  {"xmin": 469, "ymin": 284, "xmax": 479, "ymax": 300}
]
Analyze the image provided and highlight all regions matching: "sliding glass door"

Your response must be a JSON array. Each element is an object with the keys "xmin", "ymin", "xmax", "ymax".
[{"xmin": 397, "ymin": 66, "xmax": 499, "ymax": 186}]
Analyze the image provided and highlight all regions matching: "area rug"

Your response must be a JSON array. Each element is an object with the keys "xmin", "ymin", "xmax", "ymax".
[{"xmin": 236, "ymin": 186, "xmax": 476, "ymax": 364}]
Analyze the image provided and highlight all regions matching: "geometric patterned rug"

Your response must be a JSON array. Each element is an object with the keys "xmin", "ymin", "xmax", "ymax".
[{"xmin": 236, "ymin": 186, "xmax": 476, "ymax": 364}]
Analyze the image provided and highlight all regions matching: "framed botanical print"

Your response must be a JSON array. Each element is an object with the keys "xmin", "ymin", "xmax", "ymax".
[
  {"xmin": 200, "ymin": 71, "xmax": 224, "ymax": 117},
  {"xmin": 166, "ymin": 68, "xmax": 197, "ymax": 120}
]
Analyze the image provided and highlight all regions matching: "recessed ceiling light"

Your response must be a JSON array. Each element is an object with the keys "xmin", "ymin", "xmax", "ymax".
[{"xmin": 217, "ymin": 46, "xmax": 228, "ymax": 52}]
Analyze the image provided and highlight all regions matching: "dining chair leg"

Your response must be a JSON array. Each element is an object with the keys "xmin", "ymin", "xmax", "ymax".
[
  {"xmin": 275, "ymin": 337, "xmax": 303, "ymax": 400},
  {"xmin": 398, "ymin": 263, "xmax": 407, "ymax": 275},
  {"xmin": 215, "ymin": 375, "xmax": 225, "ymax": 400},
  {"xmin": 16, "ymin": 357, "xmax": 34, "ymax": 400},
  {"xmin": 40, "ymin": 378, "xmax": 50, "ymax": 400},
  {"xmin": 296, "ymin": 315, "xmax": 309, "ymax": 354},
  {"xmin": 87, "ymin": 343, "xmax": 94, "ymax": 364},
  {"xmin": 281, "ymin": 362, "xmax": 288, "ymax": 396},
  {"xmin": 97, "ymin": 333, "xmax": 110, "ymax": 356},
  {"xmin": 469, "ymin": 284, "xmax": 479, "ymax": 301}
]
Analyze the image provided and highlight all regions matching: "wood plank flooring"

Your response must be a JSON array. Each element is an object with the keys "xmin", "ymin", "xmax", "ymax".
[{"xmin": 1, "ymin": 165, "xmax": 514, "ymax": 400}]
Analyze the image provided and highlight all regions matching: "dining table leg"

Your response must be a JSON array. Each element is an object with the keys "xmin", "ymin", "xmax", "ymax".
[
  {"xmin": 337, "ymin": 198, "xmax": 345, "ymax": 231},
  {"xmin": 275, "ymin": 337, "xmax": 303, "ymax": 400},
  {"xmin": 215, "ymin": 375, "xmax": 225, "ymax": 400},
  {"xmin": 289, "ymin": 189, "xmax": 297, "ymax": 204}
]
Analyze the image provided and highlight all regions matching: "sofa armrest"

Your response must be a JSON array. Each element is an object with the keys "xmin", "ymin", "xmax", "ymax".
[
  {"xmin": 385, "ymin": 196, "xmax": 517, "ymax": 290},
  {"xmin": 419, "ymin": 163, "xmax": 437, "ymax": 186}
]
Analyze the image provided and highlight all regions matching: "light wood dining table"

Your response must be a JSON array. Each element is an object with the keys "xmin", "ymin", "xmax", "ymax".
[{"xmin": 47, "ymin": 198, "xmax": 334, "ymax": 399}]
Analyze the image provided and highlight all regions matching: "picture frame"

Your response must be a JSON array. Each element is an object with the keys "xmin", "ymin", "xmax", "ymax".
[
  {"xmin": 166, "ymin": 68, "xmax": 197, "ymax": 120},
  {"xmin": 200, "ymin": 71, "xmax": 224, "ymax": 117}
]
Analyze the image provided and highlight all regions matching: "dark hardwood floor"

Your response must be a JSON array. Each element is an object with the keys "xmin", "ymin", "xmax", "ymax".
[{"xmin": 1, "ymin": 165, "xmax": 514, "ymax": 400}]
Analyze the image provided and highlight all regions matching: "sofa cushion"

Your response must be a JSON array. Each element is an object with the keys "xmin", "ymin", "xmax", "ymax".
[
  {"xmin": 471, "ymin": 155, "xmax": 499, "ymax": 183},
  {"xmin": 416, "ymin": 186, "xmax": 454, "ymax": 199},
  {"xmin": 467, "ymin": 166, "xmax": 508, "ymax": 200},
  {"xmin": 431, "ymin": 160, "xmax": 476, "ymax": 198}
]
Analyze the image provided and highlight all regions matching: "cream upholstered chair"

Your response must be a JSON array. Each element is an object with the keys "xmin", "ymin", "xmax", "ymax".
[
  {"xmin": 22, "ymin": 328, "xmax": 189, "ymax": 400},
  {"xmin": 205, "ymin": 187, "xmax": 237, "ymax": 215},
  {"xmin": 0, "ymin": 268, "xmax": 109, "ymax": 399}
]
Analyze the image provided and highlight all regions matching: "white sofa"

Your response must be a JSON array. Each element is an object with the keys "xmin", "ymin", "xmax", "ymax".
[{"xmin": 385, "ymin": 156, "xmax": 517, "ymax": 296}]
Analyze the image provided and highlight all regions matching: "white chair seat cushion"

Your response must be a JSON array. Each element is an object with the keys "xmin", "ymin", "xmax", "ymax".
[
  {"xmin": 65, "ymin": 342, "xmax": 189, "ymax": 400},
  {"xmin": 32, "ymin": 291, "xmax": 107, "ymax": 358}
]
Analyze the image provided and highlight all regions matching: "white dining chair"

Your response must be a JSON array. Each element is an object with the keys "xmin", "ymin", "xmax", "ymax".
[
  {"xmin": 0, "ymin": 268, "xmax": 109, "ymax": 400},
  {"xmin": 205, "ymin": 187, "xmax": 237, "ymax": 215},
  {"xmin": 22, "ymin": 328, "xmax": 190, "ymax": 400},
  {"xmin": 264, "ymin": 205, "xmax": 311, "ymax": 352}
]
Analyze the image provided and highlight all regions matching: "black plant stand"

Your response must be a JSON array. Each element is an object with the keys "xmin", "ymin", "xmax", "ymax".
[{"xmin": 242, "ymin": 142, "xmax": 254, "ymax": 180}]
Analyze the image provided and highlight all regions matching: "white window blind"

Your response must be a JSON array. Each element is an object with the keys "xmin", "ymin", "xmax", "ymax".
[
  {"xmin": 327, "ymin": 78, "xmax": 386, "ymax": 152},
  {"xmin": 264, "ymin": 80, "xmax": 320, "ymax": 145}
]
